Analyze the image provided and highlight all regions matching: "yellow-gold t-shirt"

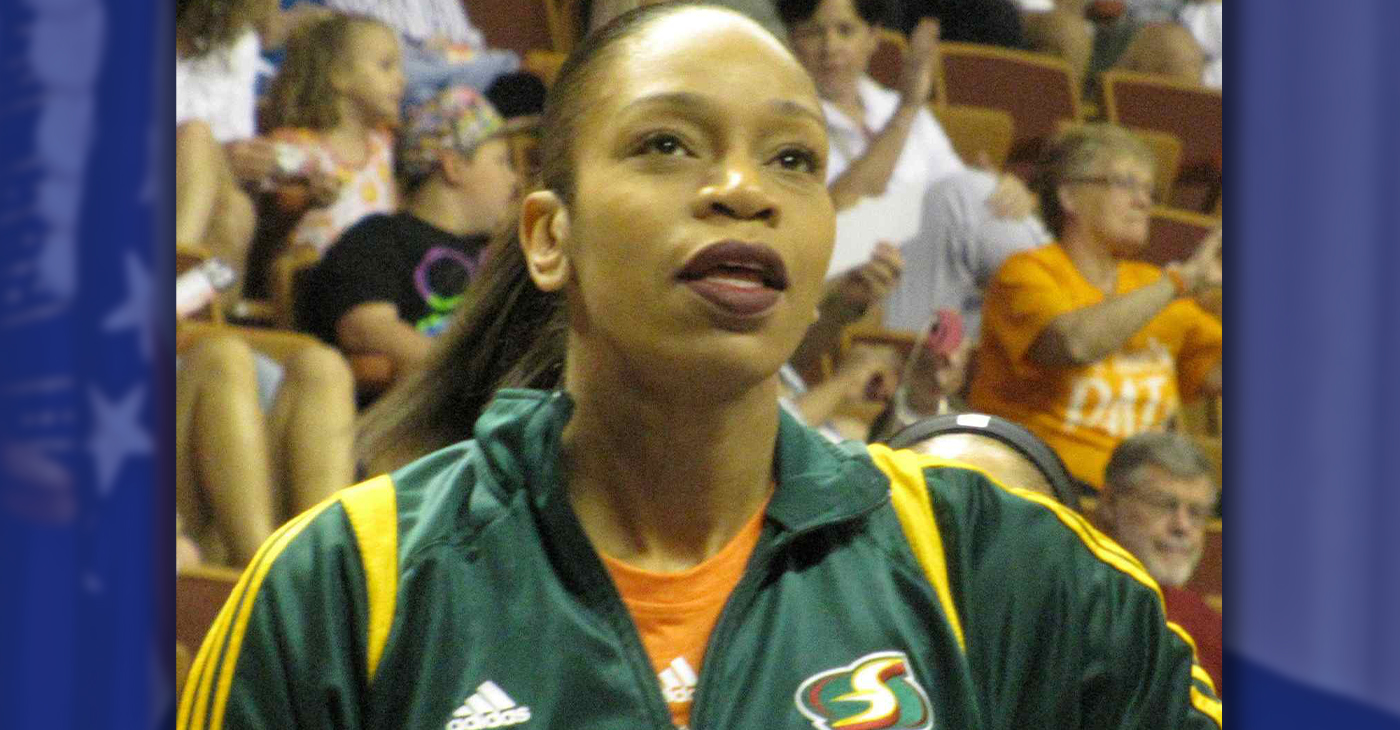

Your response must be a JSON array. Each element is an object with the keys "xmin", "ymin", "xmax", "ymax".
[{"xmin": 968, "ymin": 243, "xmax": 1222, "ymax": 488}]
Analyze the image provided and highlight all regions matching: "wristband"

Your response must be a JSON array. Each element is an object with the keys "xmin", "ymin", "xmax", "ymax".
[{"xmin": 1165, "ymin": 267, "xmax": 1188, "ymax": 297}]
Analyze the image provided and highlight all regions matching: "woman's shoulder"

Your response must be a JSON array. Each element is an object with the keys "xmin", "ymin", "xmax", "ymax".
[
  {"xmin": 386, "ymin": 440, "xmax": 512, "ymax": 557},
  {"xmin": 991, "ymin": 241, "xmax": 1067, "ymax": 279},
  {"xmin": 872, "ymin": 445, "xmax": 1147, "ymax": 588},
  {"xmin": 264, "ymin": 441, "xmax": 499, "ymax": 574}
]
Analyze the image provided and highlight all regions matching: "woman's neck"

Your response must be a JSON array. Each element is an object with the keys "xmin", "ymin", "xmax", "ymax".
[
  {"xmin": 561, "ymin": 352, "xmax": 780, "ymax": 573},
  {"xmin": 1061, "ymin": 228, "xmax": 1119, "ymax": 292}
]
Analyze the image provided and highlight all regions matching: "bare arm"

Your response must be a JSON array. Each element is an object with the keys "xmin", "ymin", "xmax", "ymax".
[
  {"xmin": 829, "ymin": 106, "xmax": 921, "ymax": 211},
  {"xmin": 791, "ymin": 349, "xmax": 898, "ymax": 426},
  {"xmin": 334, "ymin": 302, "xmax": 433, "ymax": 377},
  {"xmin": 828, "ymin": 19, "xmax": 940, "ymax": 211},
  {"xmin": 789, "ymin": 244, "xmax": 904, "ymax": 375},
  {"xmin": 1027, "ymin": 274, "xmax": 1179, "ymax": 366},
  {"xmin": 1029, "ymin": 229, "xmax": 1222, "ymax": 367}
]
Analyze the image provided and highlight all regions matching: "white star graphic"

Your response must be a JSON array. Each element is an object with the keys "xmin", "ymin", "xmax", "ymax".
[
  {"xmin": 86, "ymin": 384, "xmax": 152, "ymax": 497},
  {"xmin": 102, "ymin": 252, "xmax": 153, "ymax": 361}
]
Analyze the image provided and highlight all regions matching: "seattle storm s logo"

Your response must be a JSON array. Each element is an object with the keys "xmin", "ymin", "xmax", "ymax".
[{"xmin": 795, "ymin": 651, "xmax": 934, "ymax": 730}]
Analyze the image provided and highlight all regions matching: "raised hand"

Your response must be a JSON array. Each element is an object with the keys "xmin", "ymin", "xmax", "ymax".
[
  {"xmin": 1180, "ymin": 225, "xmax": 1222, "ymax": 292},
  {"xmin": 898, "ymin": 18, "xmax": 941, "ymax": 108},
  {"xmin": 830, "ymin": 242, "xmax": 905, "ymax": 320}
]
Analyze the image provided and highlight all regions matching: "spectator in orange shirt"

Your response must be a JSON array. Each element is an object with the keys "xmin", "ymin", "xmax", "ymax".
[{"xmin": 966, "ymin": 124, "xmax": 1221, "ymax": 490}]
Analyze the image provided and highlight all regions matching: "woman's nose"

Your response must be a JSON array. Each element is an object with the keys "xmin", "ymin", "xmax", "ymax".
[{"xmin": 693, "ymin": 165, "xmax": 779, "ymax": 225}]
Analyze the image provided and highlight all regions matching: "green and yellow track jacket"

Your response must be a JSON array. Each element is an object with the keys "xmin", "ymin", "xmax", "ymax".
[{"xmin": 179, "ymin": 389, "xmax": 1222, "ymax": 730}]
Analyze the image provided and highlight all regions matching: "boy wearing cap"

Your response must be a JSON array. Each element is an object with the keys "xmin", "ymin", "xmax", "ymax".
[{"xmin": 300, "ymin": 86, "xmax": 518, "ymax": 379}]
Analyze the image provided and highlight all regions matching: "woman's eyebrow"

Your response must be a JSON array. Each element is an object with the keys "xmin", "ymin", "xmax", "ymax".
[
  {"xmin": 768, "ymin": 98, "xmax": 828, "ymax": 128},
  {"xmin": 620, "ymin": 91, "xmax": 825, "ymax": 128}
]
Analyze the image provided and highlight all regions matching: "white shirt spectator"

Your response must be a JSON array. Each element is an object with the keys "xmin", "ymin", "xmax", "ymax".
[
  {"xmin": 820, "ymin": 76, "xmax": 1048, "ymax": 336},
  {"xmin": 822, "ymin": 76, "xmax": 967, "ymax": 188},
  {"xmin": 175, "ymin": 29, "xmax": 268, "ymax": 142}
]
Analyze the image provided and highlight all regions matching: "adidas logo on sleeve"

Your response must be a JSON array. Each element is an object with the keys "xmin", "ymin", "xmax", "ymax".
[
  {"xmin": 445, "ymin": 681, "xmax": 532, "ymax": 729},
  {"xmin": 659, "ymin": 657, "xmax": 698, "ymax": 704}
]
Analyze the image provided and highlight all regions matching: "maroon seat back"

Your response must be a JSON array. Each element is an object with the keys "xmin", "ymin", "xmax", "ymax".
[
  {"xmin": 1136, "ymin": 206, "xmax": 1217, "ymax": 267},
  {"xmin": 937, "ymin": 42, "xmax": 1081, "ymax": 178},
  {"xmin": 1103, "ymin": 70, "xmax": 1222, "ymax": 213}
]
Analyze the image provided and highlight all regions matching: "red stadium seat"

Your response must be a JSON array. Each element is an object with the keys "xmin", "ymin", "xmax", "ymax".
[
  {"xmin": 867, "ymin": 27, "xmax": 909, "ymax": 91},
  {"xmin": 936, "ymin": 42, "xmax": 1083, "ymax": 178},
  {"xmin": 469, "ymin": 0, "xmax": 554, "ymax": 56},
  {"xmin": 1137, "ymin": 205, "xmax": 1218, "ymax": 267},
  {"xmin": 1102, "ymin": 70, "xmax": 1222, "ymax": 213}
]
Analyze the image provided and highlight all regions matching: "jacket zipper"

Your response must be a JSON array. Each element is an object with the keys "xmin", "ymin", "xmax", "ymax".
[{"xmin": 687, "ymin": 496, "xmax": 888, "ymax": 729}]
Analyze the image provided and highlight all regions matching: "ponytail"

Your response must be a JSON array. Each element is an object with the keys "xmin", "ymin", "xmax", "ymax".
[{"xmin": 356, "ymin": 217, "xmax": 566, "ymax": 473}]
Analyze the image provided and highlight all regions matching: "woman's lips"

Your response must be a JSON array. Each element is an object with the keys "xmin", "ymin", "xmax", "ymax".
[
  {"xmin": 677, "ymin": 240, "xmax": 788, "ymax": 318},
  {"xmin": 683, "ymin": 277, "xmax": 782, "ymax": 317}
]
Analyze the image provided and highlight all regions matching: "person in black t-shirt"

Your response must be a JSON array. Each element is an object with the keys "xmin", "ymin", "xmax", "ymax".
[{"xmin": 301, "ymin": 86, "xmax": 519, "ymax": 378}]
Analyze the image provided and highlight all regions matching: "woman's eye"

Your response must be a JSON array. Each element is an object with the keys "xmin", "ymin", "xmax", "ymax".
[
  {"xmin": 772, "ymin": 147, "xmax": 820, "ymax": 174},
  {"xmin": 638, "ymin": 133, "xmax": 690, "ymax": 157}
]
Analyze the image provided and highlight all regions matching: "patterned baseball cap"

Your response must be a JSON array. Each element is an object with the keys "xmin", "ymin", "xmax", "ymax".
[{"xmin": 397, "ymin": 85, "xmax": 506, "ymax": 183}]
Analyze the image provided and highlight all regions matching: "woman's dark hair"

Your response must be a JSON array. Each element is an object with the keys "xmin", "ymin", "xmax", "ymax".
[
  {"xmin": 776, "ymin": 0, "xmax": 891, "ymax": 28},
  {"xmin": 356, "ymin": 3, "xmax": 702, "ymax": 472}
]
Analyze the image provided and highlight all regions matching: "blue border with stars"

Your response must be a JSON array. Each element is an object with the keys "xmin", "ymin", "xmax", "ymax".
[{"xmin": 0, "ymin": 0, "xmax": 164, "ymax": 728}]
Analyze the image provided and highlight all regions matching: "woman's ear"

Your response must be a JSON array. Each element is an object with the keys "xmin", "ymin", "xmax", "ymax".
[{"xmin": 520, "ymin": 190, "xmax": 571, "ymax": 292}]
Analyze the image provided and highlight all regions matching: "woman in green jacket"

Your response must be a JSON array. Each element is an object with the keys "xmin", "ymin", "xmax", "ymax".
[{"xmin": 179, "ymin": 5, "xmax": 1221, "ymax": 729}]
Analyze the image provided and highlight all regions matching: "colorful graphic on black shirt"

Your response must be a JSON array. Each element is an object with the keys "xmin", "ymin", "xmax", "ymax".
[{"xmin": 413, "ymin": 245, "xmax": 480, "ymax": 336}]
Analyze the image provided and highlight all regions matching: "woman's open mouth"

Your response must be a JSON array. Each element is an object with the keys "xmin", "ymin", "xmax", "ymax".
[{"xmin": 677, "ymin": 240, "xmax": 789, "ymax": 318}]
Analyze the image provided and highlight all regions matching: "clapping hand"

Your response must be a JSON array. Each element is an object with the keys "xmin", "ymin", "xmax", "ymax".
[
  {"xmin": 829, "ymin": 242, "xmax": 905, "ymax": 322},
  {"xmin": 898, "ymin": 18, "xmax": 940, "ymax": 108},
  {"xmin": 1176, "ymin": 225, "xmax": 1222, "ymax": 293}
]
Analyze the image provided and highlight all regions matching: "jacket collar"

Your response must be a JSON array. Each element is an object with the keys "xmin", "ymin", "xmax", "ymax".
[{"xmin": 472, "ymin": 388, "xmax": 890, "ymax": 535}]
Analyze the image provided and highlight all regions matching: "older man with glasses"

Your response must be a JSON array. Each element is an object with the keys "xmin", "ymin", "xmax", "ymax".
[{"xmin": 1099, "ymin": 430, "xmax": 1223, "ymax": 693}]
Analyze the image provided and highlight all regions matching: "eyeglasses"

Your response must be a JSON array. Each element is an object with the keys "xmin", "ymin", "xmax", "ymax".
[
  {"xmin": 1064, "ymin": 174, "xmax": 1154, "ymax": 198},
  {"xmin": 1121, "ymin": 489, "xmax": 1215, "ymax": 526}
]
